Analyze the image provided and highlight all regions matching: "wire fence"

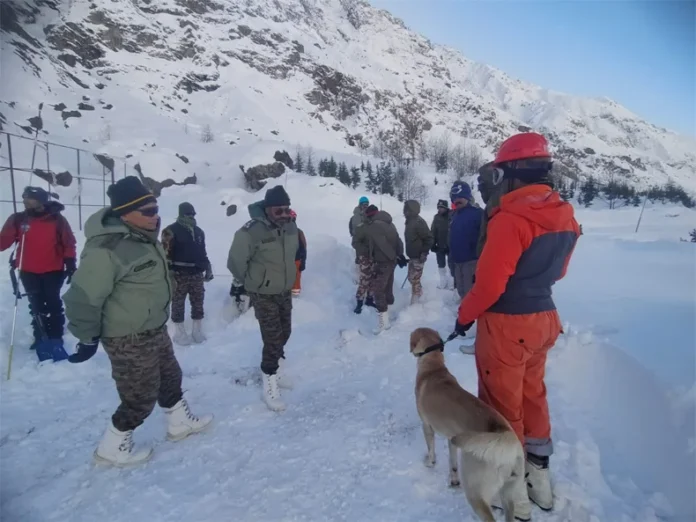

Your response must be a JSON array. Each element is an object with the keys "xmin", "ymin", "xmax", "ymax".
[{"xmin": 0, "ymin": 131, "xmax": 135, "ymax": 230}]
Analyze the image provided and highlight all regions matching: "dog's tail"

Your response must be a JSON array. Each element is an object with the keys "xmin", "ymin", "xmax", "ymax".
[{"xmin": 453, "ymin": 429, "xmax": 523, "ymax": 471}]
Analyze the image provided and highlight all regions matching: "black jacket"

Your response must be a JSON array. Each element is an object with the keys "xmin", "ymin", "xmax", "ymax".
[{"xmin": 161, "ymin": 222, "xmax": 210, "ymax": 274}]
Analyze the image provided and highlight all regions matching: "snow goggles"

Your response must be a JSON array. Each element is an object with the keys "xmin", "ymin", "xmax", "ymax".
[
  {"xmin": 137, "ymin": 206, "xmax": 160, "ymax": 217},
  {"xmin": 491, "ymin": 158, "xmax": 553, "ymax": 185}
]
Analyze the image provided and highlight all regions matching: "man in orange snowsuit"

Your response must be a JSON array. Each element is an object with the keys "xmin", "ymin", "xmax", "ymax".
[{"xmin": 455, "ymin": 132, "xmax": 580, "ymax": 514}]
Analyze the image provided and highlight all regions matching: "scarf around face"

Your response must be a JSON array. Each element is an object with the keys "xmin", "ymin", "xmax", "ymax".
[{"xmin": 176, "ymin": 215, "xmax": 196, "ymax": 236}]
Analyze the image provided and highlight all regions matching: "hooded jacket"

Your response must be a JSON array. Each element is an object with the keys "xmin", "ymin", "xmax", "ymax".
[
  {"xmin": 63, "ymin": 208, "xmax": 172, "ymax": 342},
  {"xmin": 0, "ymin": 202, "xmax": 76, "ymax": 273},
  {"xmin": 349, "ymin": 205, "xmax": 364, "ymax": 238},
  {"xmin": 449, "ymin": 204, "xmax": 484, "ymax": 263},
  {"xmin": 351, "ymin": 210, "xmax": 404, "ymax": 264},
  {"xmin": 430, "ymin": 209, "xmax": 451, "ymax": 251},
  {"xmin": 227, "ymin": 201, "xmax": 299, "ymax": 294},
  {"xmin": 403, "ymin": 200, "xmax": 433, "ymax": 259},
  {"xmin": 458, "ymin": 184, "xmax": 581, "ymax": 323}
]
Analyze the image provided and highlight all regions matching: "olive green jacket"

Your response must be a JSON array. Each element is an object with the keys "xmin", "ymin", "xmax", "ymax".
[{"xmin": 64, "ymin": 208, "xmax": 172, "ymax": 342}]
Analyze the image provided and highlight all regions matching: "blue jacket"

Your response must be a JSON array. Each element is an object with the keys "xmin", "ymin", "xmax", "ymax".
[{"xmin": 449, "ymin": 205, "xmax": 483, "ymax": 263}]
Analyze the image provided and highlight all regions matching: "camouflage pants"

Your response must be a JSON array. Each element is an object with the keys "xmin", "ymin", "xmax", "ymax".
[
  {"xmin": 370, "ymin": 262, "xmax": 396, "ymax": 313},
  {"xmin": 102, "ymin": 326, "xmax": 183, "ymax": 432},
  {"xmin": 407, "ymin": 259, "xmax": 425, "ymax": 298},
  {"xmin": 249, "ymin": 292, "xmax": 292, "ymax": 375},
  {"xmin": 171, "ymin": 271, "xmax": 205, "ymax": 323},
  {"xmin": 355, "ymin": 255, "xmax": 374, "ymax": 300}
]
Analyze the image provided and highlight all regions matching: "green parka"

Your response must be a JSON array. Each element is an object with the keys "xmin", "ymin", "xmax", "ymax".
[
  {"xmin": 227, "ymin": 201, "xmax": 299, "ymax": 294},
  {"xmin": 351, "ymin": 210, "xmax": 404, "ymax": 264},
  {"xmin": 403, "ymin": 200, "xmax": 433, "ymax": 259},
  {"xmin": 64, "ymin": 208, "xmax": 172, "ymax": 342}
]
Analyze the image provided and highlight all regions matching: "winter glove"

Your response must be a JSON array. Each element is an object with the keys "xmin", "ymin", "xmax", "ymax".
[
  {"xmin": 204, "ymin": 263, "xmax": 214, "ymax": 282},
  {"xmin": 454, "ymin": 319, "xmax": 474, "ymax": 337},
  {"xmin": 68, "ymin": 338, "xmax": 99, "ymax": 364},
  {"xmin": 64, "ymin": 258, "xmax": 77, "ymax": 284},
  {"xmin": 396, "ymin": 255, "xmax": 408, "ymax": 269},
  {"xmin": 442, "ymin": 247, "xmax": 449, "ymax": 255},
  {"xmin": 431, "ymin": 245, "xmax": 438, "ymax": 253},
  {"xmin": 230, "ymin": 282, "xmax": 246, "ymax": 297}
]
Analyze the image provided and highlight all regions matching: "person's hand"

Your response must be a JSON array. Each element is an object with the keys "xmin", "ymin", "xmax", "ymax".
[
  {"xmin": 68, "ymin": 339, "xmax": 99, "ymax": 363},
  {"xmin": 431, "ymin": 245, "xmax": 438, "ymax": 253},
  {"xmin": 204, "ymin": 264, "xmax": 214, "ymax": 282},
  {"xmin": 454, "ymin": 319, "xmax": 474, "ymax": 337},
  {"xmin": 64, "ymin": 258, "xmax": 77, "ymax": 284},
  {"xmin": 230, "ymin": 283, "xmax": 246, "ymax": 297},
  {"xmin": 396, "ymin": 255, "xmax": 408, "ymax": 268}
]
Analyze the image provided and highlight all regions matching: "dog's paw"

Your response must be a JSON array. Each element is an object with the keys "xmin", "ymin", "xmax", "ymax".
[{"xmin": 423, "ymin": 454, "xmax": 436, "ymax": 468}]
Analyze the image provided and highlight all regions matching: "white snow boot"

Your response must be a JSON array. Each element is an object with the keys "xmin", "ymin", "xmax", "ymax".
[
  {"xmin": 437, "ymin": 268, "xmax": 450, "ymax": 289},
  {"xmin": 173, "ymin": 322, "xmax": 192, "ymax": 346},
  {"xmin": 94, "ymin": 422, "xmax": 153, "ymax": 467},
  {"xmin": 459, "ymin": 342, "xmax": 476, "ymax": 355},
  {"xmin": 262, "ymin": 373, "xmax": 286, "ymax": 412},
  {"xmin": 526, "ymin": 456, "xmax": 554, "ymax": 510},
  {"xmin": 164, "ymin": 398, "xmax": 213, "ymax": 441},
  {"xmin": 374, "ymin": 311, "xmax": 391, "ymax": 334},
  {"xmin": 191, "ymin": 319, "xmax": 206, "ymax": 344},
  {"xmin": 277, "ymin": 357, "xmax": 293, "ymax": 390},
  {"xmin": 291, "ymin": 288, "xmax": 300, "ymax": 297}
]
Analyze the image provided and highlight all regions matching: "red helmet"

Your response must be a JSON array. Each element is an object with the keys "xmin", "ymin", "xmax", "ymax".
[
  {"xmin": 289, "ymin": 209, "xmax": 297, "ymax": 219},
  {"xmin": 494, "ymin": 132, "xmax": 551, "ymax": 165}
]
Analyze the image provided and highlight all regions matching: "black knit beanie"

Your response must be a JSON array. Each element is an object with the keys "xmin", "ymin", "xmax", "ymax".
[
  {"xmin": 179, "ymin": 202, "xmax": 195, "ymax": 216},
  {"xmin": 264, "ymin": 185, "xmax": 291, "ymax": 207},
  {"xmin": 107, "ymin": 176, "xmax": 156, "ymax": 216},
  {"xmin": 436, "ymin": 199, "xmax": 448, "ymax": 209},
  {"xmin": 22, "ymin": 186, "xmax": 49, "ymax": 205}
]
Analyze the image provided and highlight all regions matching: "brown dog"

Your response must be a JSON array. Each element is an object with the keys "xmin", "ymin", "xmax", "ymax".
[{"xmin": 410, "ymin": 327, "xmax": 529, "ymax": 522}]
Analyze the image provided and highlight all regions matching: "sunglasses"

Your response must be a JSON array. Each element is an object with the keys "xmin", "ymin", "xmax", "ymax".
[
  {"xmin": 272, "ymin": 207, "xmax": 292, "ymax": 217},
  {"xmin": 138, "ymin": 206, "xmax": 160, "ymax": 217}
]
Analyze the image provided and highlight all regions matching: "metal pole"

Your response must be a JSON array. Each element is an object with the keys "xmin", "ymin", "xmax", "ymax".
[
  {"xmin": 7, "ymin": 134, "xmax": 17, "ymax": 214},
  {"xmin": 45, "ymin": 141, "xmax": 51, "ymax": 194},
  {"xmin": 77, "ymin": 150, "xmax": 82, "ymax": 230},
  {"xmin": 102, "ymin": 165, "xmax": 106, "ymax": 207},
  {"xmin": 635, "ymin": 195, "xmax": 648, "ymax": 233},
  {"xmin": 7, "ymin": 223, "xmax": 29, "ymax": 381}
]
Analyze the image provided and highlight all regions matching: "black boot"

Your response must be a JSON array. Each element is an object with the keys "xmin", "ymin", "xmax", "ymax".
[
  {"xmin": 365, "ymin": 295, "xmax": 376, "ymax": 309},
  {"xmin": 354, "ymin": 299, "xmax": 364, "ymax": 314}
]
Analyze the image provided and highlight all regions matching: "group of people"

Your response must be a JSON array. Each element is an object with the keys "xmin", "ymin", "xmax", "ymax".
[{"xmin": 1, "ymin": 132, "xmax": 580, "ymax": 518}]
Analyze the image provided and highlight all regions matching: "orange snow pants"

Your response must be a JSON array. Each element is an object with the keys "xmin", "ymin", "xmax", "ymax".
[
  {"xmin": 292, "ymin": 260, "xmax": 302, "ymax": 291},
  {"xmin": 475, "ymin": 310, "xmax": 562, "ymax": 457}
]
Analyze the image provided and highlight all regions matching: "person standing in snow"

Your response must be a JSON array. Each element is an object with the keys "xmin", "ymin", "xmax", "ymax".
[
  {"xmin": 403, "ymin": 200, "xmax": 433, "ymax": 304},
  {"xmin": 290, "ymin": 209, "xmax": 307, "ymax": 297},
  {"xmin": 227, "ymin": 185, "xmax": 299, "ymax": 411},
  {"xmin": 430, "ymin": 199, "xmax": 453, "ymax": 289},
  {"xmin": 449, "ymin": 181, "xmax": 483, "ymax": 301},
  {"xmin": 0, "ymin": 186, "xmax": 76, "ymax": 362},
  {"xmin": 454, "ymin": 133, "xmax": 581, "ymax": 516},
  {"xmin": 351, "ymin": 204, "xmax": 406, "ymax": 332},
  {"xmin": 350, "ymin": 196, "xmax": 375, "ymax": 313},
  {"xmin": 64, "ymin": 176, "xmax": 213, "ymax": 466},
  {"xmin": 161, "ymin": 202, "xmax": 213, "ymax": 346}
]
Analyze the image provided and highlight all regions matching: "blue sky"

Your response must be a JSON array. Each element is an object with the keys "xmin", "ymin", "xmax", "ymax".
[{"xmin": 370, "ymin": 0, "xmax": 695, "ymax": 136}]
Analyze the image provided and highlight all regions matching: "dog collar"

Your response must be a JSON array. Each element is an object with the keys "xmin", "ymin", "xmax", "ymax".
[{"xmin": 417, "ymin": 341, "xmax": 444, "ymax": 357}]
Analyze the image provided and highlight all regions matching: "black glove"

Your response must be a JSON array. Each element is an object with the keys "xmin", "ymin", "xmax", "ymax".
[
  {"xmin": 431, "ymin": 245, "xmax": 438, "ymax": 253},
  {"xmin": 230, "ymin": 283, "xmax": 246, "ymax": 297},
  {"xmin": 68, "ymin": 338, "xmax": 99, "ymax": 363},
  {"xmin": 204, "ymin": 263, "xmax": 214, "ymax": 282},
  {"xmin": 454, "ymin": 319, "xmax": 474, "ymax": 337},
  {"xmin": 442, "ymin": 247, "xmax": 449, "ymax": 255},
  {"xmin": 64, "ymin": 258, "xmax": 77, "ymax": 284},
  {"xmin": 300, "ymin": 260, "xmax": 306, "ymax": 272},
  {"xmin": 396, "ymin": 255, "xmax": 408, "ymax": 268}
]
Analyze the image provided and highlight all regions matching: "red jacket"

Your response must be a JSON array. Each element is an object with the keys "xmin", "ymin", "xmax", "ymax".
[
  {"xmin": 458, "ymin": 185, "xmax": 580, "ymax": 323},
  {"xmin": 0, "ymin": 202, "xmax": 77, "ymax": 274}
]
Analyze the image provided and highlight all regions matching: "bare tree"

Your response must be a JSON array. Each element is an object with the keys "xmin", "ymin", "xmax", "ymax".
[
  {"xmin": 450, "ymin": 142, "xmax": 468, "ymax": 180},
  {"xmin": 200, "ymin": 124, "xmax": 215, "ymax": 143},
  {"xmin": 429, "ymin": 131, "xmax": 452, "ymax": 173},
  {"xmin": 392, "ymin": 98, "xmax": 431, "ymax": 165},
  {"xmin": 395, "ymin": 166, "xmax": 429, "ymax": 205},
  {"xmin": 464, "ymin": 142, "xmax": 483, "ymax": 174}
]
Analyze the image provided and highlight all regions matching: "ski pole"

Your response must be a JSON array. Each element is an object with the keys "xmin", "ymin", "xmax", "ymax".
[{"xmin": 7, "ymin": 223, "xmax": 29, "ymax": 381}]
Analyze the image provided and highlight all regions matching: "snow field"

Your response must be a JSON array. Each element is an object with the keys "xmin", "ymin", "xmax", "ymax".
[{"xmin": 0, "ymin": 174, "xmax": 694, "ymax": 521}]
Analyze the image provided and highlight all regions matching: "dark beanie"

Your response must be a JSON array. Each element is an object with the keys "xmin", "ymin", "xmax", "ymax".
[
  {"xmin": 365, "ymin": 204, "xmax": 379, "ymax": 217},
  {"xmin": 22, "ymin": 186, "xmax": 49, "ymax": 205},
  {"xmin": 107, "ymin": 176, "xmax": 156, "ymax": 216},
  {"xmin": 179, "ymin": 202, "xmax": 195, "ymax": 216},
  {"xmin": 436, "ymin": 199, "xmax": 448, "ymax": 209},
  {"xmin": 264, "ymin": 185, "xmax": 290, "ymax": 207}
]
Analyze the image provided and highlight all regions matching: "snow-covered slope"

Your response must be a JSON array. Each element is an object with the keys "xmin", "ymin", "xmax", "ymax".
[
  {"xmin": 1, "ymin": 0, "xmax": 695, "ymax": 193},
  {"xmin": 0, "ymin": 174, "xmax": 694, "ymax": 521}
]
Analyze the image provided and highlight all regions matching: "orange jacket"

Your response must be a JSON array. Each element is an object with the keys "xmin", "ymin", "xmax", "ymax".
[{"xmin": 458, "ymin": 185, "xmax": 580, "ymax": 323}]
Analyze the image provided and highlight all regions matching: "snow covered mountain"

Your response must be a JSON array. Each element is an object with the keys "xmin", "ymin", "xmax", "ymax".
[{"xmin": 1, "ymin": 0, "xmax": 695, "ymax": 192}]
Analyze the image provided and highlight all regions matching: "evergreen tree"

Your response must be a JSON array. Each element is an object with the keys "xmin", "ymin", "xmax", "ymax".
[
  {"xmin": 294, "ymin": 150, "xmax": 304, "ymax": 173},
  {"xmin": 360, "ymin": 161, "xmax": 365, "ymax": 172},
  {"xmin": 338, "ymin": 162, "xmax": 351, "ymax": 186},
  {"xmin": 318, "ymin": 158, "xmax": 328, "ymax": 177},
  {"xmin": 380, "ymin": 162, "xmax": 395, "ymax": 196},
  {"xmin": 306, "ymin": 156, "xmax": 316, "ymax": 176},
  {"xmin": 690, "ymin": 229, "xmax": 696, "ymax": 243},
  {"xmin": 558, "ymin": 181, "xmax": 570, "ymax": 202},
  {"xmin": 580, "ymin": 176, "xmax": 598, "ymax": 208},
  {"xmin": 631, "ymin": 195, "xmax": 642, "ymax": 207},
  {"xmin": 435, "ymin": 152, "xmax": 448, "ymax": 173},
  {"xmin": 397, "ymin": 192, "xmax": 404, "ymax": 202},
  {"xmin": 366, "ymin": 165, "xmax": 379, "ymax": 194},
  {"xmin": 327, "ymin": 156, "xmax": 338, "ymax": 178},
  {"xmin": 365, "ymin": 161, "xmax": 373, "ymax": 178},
  {"xmin": 350, "ymin": 166, "xmax": 361, "ymax": 189},
  {"xmin": 433, "ymin": 176, "xmax": 438, "ymax": 186}
]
